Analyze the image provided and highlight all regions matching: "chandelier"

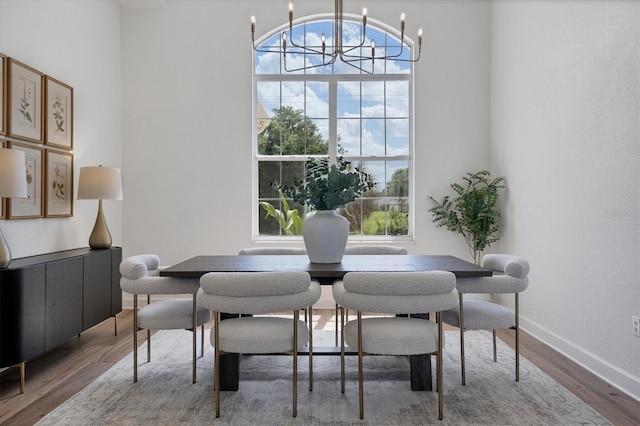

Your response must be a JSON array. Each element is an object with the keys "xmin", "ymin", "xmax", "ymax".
[{"xmin": 251, "ymin": 0, "xmax": 422, "ymax": 73}]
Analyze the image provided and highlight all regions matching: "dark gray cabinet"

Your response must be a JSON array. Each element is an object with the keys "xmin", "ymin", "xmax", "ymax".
[{"xmin": 0, "ymin": 247, "xmax": 122, "ymax": 369}]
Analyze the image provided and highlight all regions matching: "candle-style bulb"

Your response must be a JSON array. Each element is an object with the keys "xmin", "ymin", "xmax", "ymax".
[{"xmin": 282, "ymin": 31, "xmax": 287, "ymax": 53}]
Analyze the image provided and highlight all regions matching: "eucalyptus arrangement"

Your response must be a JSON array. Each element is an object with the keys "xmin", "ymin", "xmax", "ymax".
[
  {"xmin": 281, "ymin": 157, "xmax": 374, "ymax": 211},
  {"xmin": 428, "ymin": 170, "xmax": 505, "ymax": 264}
]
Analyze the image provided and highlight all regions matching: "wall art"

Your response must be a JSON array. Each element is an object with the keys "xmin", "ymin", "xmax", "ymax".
[
  {"xmin": 7, "ymin": 141, "xmax": 44, "ymax": 219},
  {"xmin": 45, "ymin": 149, "xmax": 73, "ymax": 217},
  {"xmin": 8, "ymin": 58, "xmax": 43, "ymax": 143},
  {"xmin": 45, "ymin": 76, "xmax": 73, "ymax": 149}
]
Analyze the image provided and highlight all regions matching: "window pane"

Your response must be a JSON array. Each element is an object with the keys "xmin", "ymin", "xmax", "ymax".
[
  {"xmin": 282, "ymin": 81, "xmax": 305, "ymax": 110},
  {"xmin": 362, "ymin": 118, "xmax": 385, "ymax": 156},
  {"xmin": 386, "ymin": 81, "xmax": 409, "ymax": 117},
  {"xmin": 361, "ymin": 81, "xmax": 384, "ymax": 117},
  {"xmin": 338, "ymin": 81, "xmax": 360, "ymax": 117},
  {"xmin": 306, "ymin": 82, "xmax": 328, "ymax": 118},
  {"xmin": 258, "ymin": 203, "xmax": 281, "ymax": 235},
  {"xmin": 337, "ymin": 117, "xmax": 361, "ymax": 155},
  {"xmin": 385, "ymin": 161, "xmax": 409, "ymax": 197},
  {"xmin": 258, "ymin": 161, "xmax": 279, "ymax": 198},
  {"xmin": 386, "ymin": 119, "xmax": 409, "ymax": 156},
  {"xmin": 257, "ymin": 81, "xmax": 280, "ymax": 117}
]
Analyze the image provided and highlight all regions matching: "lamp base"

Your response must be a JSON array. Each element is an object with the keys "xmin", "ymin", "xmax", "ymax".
[
  {"xmin": 89, "ymin": 199, "xmax": 112, "ymax": 249},
  {"xmin": 0, "ymin": 224, "xmax": 12, "ymax": 268}
]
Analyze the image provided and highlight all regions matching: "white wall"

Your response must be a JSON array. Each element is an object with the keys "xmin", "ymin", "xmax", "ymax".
[
  {"xmin": 120, "ymin": 0, "xmax": 492, "ymax": 264},
  {"xmin": 0, "ymin": 0, "xmax": 123, "ymax": 257},
  {"xmin": 491, "ymin": 1, "xmax": 640, "ymax": 399}
]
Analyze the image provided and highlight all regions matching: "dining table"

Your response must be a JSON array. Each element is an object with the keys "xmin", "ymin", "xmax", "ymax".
[{"xmin": 160, "ymin": 254, "xmax": 491, "ymax": 391}]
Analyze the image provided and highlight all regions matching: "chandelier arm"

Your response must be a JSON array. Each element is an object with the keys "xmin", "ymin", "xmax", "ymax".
[{"xmin": 283, "ymin": 53, "xmax": 339, "ymax": 73}]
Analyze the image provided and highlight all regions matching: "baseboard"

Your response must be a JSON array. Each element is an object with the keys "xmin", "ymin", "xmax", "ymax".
[{"xmin": 520, "ymin": 315, "xmax": 640, "ymax": 401}]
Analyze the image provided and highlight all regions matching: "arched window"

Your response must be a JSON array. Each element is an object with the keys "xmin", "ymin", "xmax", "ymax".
[{"xmin": 254, "ymin": 17, "xmax": 414, "ymax": 240}]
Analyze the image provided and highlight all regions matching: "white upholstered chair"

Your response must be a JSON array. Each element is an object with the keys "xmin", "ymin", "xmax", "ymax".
[
  {"xmin": 198, "ymin": 271, "xmax": 321, "ymax": 418},
  {"xmin": 335, "ymin": 245, "xmax": 408, "ymax": 344},
  {"xmin": 333, "ymin": 271, "xmax": 458, "ymax": 420},
  {"xmin": 239, "ymin": 247, "xmax": 309, "ymax": 323},
  {"xmin": 442, "ymin": 254, "xmax": 530, "ymax": 385},
  {"xmin": 120, "ymin": 254, "xmax": 211, "ymax": 383}
]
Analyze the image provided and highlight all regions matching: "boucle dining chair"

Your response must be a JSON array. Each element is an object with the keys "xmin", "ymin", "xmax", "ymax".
[
  {"xmin": 239, "ymin": 247, "xmax": 309, "ymax": 323},
  {"xmin": 198, "ymin": 271, "xmax": 321, "ymax": 418},
  {"xmin": 442, "ymin": 254, "xmax": 530, "ymax": 385},
  {"xmin": 335, "ymin": 245, "xmax": 408, "ymax": 345},
  {"xmin": 238, "ymin": 247, "xmax": 306, "ymax": 255},
  {"xmin": 332, "ymin": 271, "xmax": 458, "ymax": 420},
  {"xmin": 120, "ymin": 254, "xmax": 211, "ymax": 384}
]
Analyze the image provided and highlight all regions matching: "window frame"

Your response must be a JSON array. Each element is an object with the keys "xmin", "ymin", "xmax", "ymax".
[{"xmin": 252, "ymin": 15, "xmax": 416, "ymax": 242}]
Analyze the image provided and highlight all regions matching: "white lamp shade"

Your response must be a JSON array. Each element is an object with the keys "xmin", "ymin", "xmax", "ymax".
[
  {"xmin": 77, "ymin": 166, "xmax": 123, "ymax": 200},
  {"xmin": 0, "ymin": 149, "xmax": 28, "ymax": 198}
]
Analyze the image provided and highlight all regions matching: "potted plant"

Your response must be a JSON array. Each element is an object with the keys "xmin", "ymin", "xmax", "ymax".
[
  {"xmin": 280, "ymin": 157, "xmax": 374, "ymax": 263},
  {"xmin": 428, "ymin": 170, "xmax": 505, "ymax": 265}
]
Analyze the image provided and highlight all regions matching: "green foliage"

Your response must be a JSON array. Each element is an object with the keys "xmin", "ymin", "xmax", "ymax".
[
  {"xmin": 428, "ymin": 170, "xmax": 505, "ymax": 264},
  {"xmin": 280, "ymin": 158, "xmax": 375, "ymax": 211},
  {"xmin": 259, "ymin": 188, "xmax": 309, "ymax": 236},
  {"xmin": 258, "ymin": 106, "xmax": 328, "ymax": 155},
  {"xmin": 362, "ymin": 210, "xmax": 409, "ymax": 235}
]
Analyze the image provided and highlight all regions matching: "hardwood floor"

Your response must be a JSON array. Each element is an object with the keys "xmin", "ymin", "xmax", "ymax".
[{"xmin": 0, "ymin": 309, "xmax": 638, "ymax": 425}]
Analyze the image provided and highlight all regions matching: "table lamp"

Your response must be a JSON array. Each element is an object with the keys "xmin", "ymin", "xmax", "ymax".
[
  {"xmin": 77, "ymin": 166, "xmax": 123, "ymax": 249},
  {"xmin": 0, "ymin": 149, "xmax": 28, "ymax": 268}
]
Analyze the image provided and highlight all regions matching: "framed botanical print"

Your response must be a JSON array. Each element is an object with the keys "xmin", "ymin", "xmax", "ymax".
[
  {"xmin": 8, "ymin": 58, "xmax": 43, "ymax": 143},
  {"xmin": 0, "ymin": 53, "xmax": 6, "ymax": 136},
  {"xmin": 45, "ymin": 149, "xmax": 73, "ymax": 217},
  {"xmin": 7, "ymin": 141, "xmax": 44, "ymax": 219},
  {"xmin": 45, "ymin": 76, "xmax": 73, "ymax": 149},
  {"xmin": 1, "ymin": 140, "xmax": 5, "ymax": 219}
]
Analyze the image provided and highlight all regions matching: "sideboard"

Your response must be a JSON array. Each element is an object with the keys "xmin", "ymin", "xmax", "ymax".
[{"xmin": 0, "ymin": 247, "xmax": 122, "ymax": 393}]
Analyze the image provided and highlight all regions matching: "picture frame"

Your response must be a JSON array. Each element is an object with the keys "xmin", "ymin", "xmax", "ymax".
[
  {"xmin": 8, "ymin": 58, "xmax": 43, "ymax": 143},
  {"xmin": 45, "ymin": 76, "xmax": 73, "ymax": 149},
  {"xmin": 7, "ymin": 141, "xmax": 44, "ymax": 219},
  {"xmin": 1, "ymin": 140, "xmax": 5, "ymax": 219},
  {"xmin": 0, "ymin": 53, "xmax": 6, "ymax": 136},
  {"xmin": 45, "ymin": 149, "xmax": 73, "ymax": 217}
]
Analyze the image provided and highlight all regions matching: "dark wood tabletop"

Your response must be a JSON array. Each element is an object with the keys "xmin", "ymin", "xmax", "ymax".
[{"xmin": 160, "ymin": 254, "xmax": 491, "ymax": 281}]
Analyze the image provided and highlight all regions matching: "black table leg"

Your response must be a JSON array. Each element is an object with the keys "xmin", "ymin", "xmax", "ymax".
[
  {"xmin": 410, "ymin": 354, "xmax": 432, "ymax": 391},
  {"xmin": 217, "ymin": 313, "xmax": 240, "ymax": 391},
  {"xmin": 405, "ymin": 313, "xmax": 433, "ymax": 391},
  {"xmin": 218, "ymin": 353, "xmax": 239, "ymax": 391}
]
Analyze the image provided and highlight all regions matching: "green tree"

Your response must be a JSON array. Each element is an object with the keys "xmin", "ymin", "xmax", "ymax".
[
  {"xmin": 386, "ymin": 167, "xmax": 408, "ymax": 197},
  {"xmin": 258, "ymin": 106, "xmax": 328, "ymax": 155}
]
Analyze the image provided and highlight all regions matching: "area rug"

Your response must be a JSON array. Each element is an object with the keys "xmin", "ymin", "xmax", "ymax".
[{"xmin": 37, "ymin": 329, "xmax": 609, "ymax": 425}]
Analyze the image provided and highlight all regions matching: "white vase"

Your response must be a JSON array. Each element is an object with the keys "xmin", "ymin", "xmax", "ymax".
[{"xmin": 302, "ymin": 210, "xmax": 349, "ymax": 264}]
